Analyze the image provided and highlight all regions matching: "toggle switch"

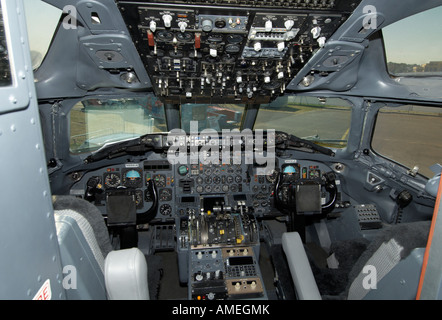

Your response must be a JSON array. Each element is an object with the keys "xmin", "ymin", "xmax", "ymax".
[
  {"xmin": 251, "ymin": 281, "xmax": 257, "ymax": 289},
  {"xmin": 311, "ymin": 26, "xmax": 321, "ymax": 39},
  {"xmin": 194, "ymin": 33, "xmax": 201, "ymax": 49},
  {"xmin": 149, "ymin": 20, "xmax": 157, "ymax": 33},
  {"xmin": 147, "ymin": 31, "xmax": 155, "ymax": 47},
  {"xmin": 265, "ymin": 20, "xmax": 272, "ymax": 32}
]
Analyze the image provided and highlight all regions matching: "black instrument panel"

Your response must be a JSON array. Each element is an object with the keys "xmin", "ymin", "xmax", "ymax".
[{"xmin": 118, "ymin": 0, "xmax": 361, "ymax": 103}]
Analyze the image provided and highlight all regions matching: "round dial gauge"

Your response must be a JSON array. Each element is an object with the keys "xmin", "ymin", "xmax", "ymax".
[
  {"xmin": 159, "ymin": 204, "xmax": 172, "ymax": 216},
  {"xmin": 265, "ymin": 169, "xmax": 279, "ymax": 183},
  {"xmin": 157, "ymin": 31, "xmax": 173, "ymax": 41},
  {"xmin": 159, "ymin": 188, "xmax": 172, "ymax": 201},
  {"xmin": 225, "ymin": 44, "xmax": 240, "ymax": 54},
  {"xmin": 104, "ymin": 173, "xmax": 120, "ymax": 188},
  {"xmin": 177, "ymin": 32, "xmax": 192, "ymax": 42},
  {"xmin": 178, "ymin": 165, "xmax": 189, "ymax": 176},
  {"xmin": 154, "ymin": 174, "xmax": 166, "ymax": 187}
]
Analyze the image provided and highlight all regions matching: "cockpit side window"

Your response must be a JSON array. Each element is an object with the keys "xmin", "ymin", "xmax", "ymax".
[
  {"xmin": 383, "ymin": 5, "xmax": 442, "ymax": 77},
  {"xmin": 0, "ymin": 2, "xmax": 11, "ymax": 87},
  {"xmin": 371, "ymin": 105, "xmax": 442, "ymax": 178},
  {"xmin": 23, "ymin": 0, "xmax": 61, "ymax": 70}
]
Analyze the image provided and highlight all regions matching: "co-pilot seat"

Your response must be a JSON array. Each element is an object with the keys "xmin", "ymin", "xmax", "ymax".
[
  {"xmin": 282, "ymin": 221, "xmax": 430, "ymax": 300},
  {"xmin": 53, "ymin": 195, "xmax": 149, "ymax": 300}
]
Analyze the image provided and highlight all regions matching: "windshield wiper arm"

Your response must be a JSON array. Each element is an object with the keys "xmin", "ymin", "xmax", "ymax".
[
  {"xmin": 275, "ymin": 131, "xmax": 335, "ymax": 157},
  {"xmin": 84, "ymin": 134, "xmax": 165, "ymax": 163}
]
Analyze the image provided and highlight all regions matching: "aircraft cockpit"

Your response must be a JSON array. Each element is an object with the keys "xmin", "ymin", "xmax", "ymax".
[{"xmin": 0, "ymin": 0, "xmax": 441, "ymax": 303}]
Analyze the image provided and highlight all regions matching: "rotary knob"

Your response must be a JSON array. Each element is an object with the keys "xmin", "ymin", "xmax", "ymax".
[
  {"xmin": 201, "ymin": 19, "xmax": 213, "ymax": 32},
  {"xmin": 195, "ymin": 273, "xmax": 203, "ymax": 281},
  {"xmin": 284, "ymin": 19, "xmax": 294, "ymax": 30},
  {"xmin": 207, "ymin": 292, "xmax": 215, "ymax": 300},
  {"xmin": 178, "ymin": 21, "xmax": 187, "ymax": 33},
  {"xmin": 162, "ymin": 14, "xmax": 172, "ymax": 28}
]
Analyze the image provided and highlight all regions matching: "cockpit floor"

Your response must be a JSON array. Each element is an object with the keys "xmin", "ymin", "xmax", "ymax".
[{"xmin": 157, "ymin": 251, "xmax": 187, "ymax": 300}]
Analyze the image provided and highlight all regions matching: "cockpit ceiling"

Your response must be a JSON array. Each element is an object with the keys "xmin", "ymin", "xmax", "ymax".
[{"xmin": 117, "ymin": 0, "xmax": 361, "ymax": 104}]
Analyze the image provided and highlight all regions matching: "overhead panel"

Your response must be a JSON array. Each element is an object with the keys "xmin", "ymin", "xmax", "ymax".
[{"xmin": 118, "ymin": 0, "xmax": 361, "ymax": 104}]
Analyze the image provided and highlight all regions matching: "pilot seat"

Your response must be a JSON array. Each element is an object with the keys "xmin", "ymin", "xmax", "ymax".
[{"xmin": 52, "ymin": 195, "xmax": 156, "ymax": 300}]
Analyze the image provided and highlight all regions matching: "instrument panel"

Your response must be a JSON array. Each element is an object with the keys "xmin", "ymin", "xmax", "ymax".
[{"xmin": 70, "ymin": 151, "xmax": 335, "ymax": 223}]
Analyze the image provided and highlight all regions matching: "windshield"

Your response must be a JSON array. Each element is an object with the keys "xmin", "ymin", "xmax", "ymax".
[
  {"xmin": 70, "ymin": 95, "xmax": 167, "ymax": 154},
  {"xmin": 69, "ymin": 94, "xmax": 352, "ymax": 154},
  {"xmin": 180, "ymin": 104, "xmax": 244, "ymax": 133},
  {"xmin": 254, "ymin": 96, "xmax": 352, "ymax": 148}
]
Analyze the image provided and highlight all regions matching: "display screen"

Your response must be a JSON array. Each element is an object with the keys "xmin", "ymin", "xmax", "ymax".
[
  {"xmin": 181, "ymin": 196, "xmax": 196, "ymax": 203},
  {"xmin": 228, "ymin": 256, "xmax": 254, "ymax": 266}
]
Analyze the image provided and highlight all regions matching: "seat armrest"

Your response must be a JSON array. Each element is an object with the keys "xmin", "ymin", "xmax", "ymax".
[
  {"xmin": 282, "ymin": 232, "xmax": 321, "ymax": 300},
  {"xmin": 104, "ymin": 248, "xmax": 149, "ymax": 300}
]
